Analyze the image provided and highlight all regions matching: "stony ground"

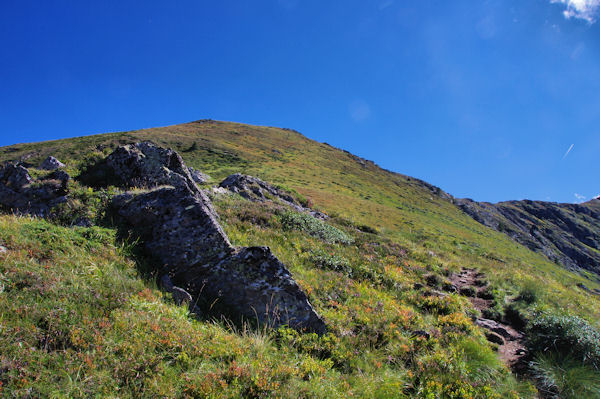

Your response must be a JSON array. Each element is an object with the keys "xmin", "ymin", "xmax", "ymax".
[{"xmin": 450, "ymin": 268, "xmax": 528, "ymax": 369}]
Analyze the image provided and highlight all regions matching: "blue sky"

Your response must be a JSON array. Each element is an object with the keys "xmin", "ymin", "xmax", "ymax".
[{"xmin": 1, "ymin": 1, "xmax": 599, "ymax": 203}]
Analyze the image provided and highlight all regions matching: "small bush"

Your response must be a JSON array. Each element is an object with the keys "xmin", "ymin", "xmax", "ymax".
[
  {"xmin": 417, "ymin": 294, "xmax": 463, "ymax": 315},
  {"xmin": 309, "ymin": 249, "xmax": 352, "ymax": 276},
  {"xmin": 356, "ymin": 224, "xmax": 378, "ymax": 234},
  {"xmin": 48, "ymin": 185, "xmax": 115, "ymax": 226},
  {"xmin": 76, "ymin": 153, "xmax": 119, "ymax": 188},
  {"xmin": 527, "ymin": 313, "xmax": 600, "ymax": 368},
  {"xmin": 516, "ymin": 280, "xmax": 542, "ymax": 304},
  {"xmin": 280, "ymin": 211, "xmax": 353, "ymax": 244}
]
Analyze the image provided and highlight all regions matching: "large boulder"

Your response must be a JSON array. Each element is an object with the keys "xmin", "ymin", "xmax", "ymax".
[
  {"xmin": 40, "ymin": 156, "xmax": 65, "ymax": 170},
  {"xmin": 109, "ymin": 143, "xmax": 326, "ymax": 333},
  {"xmin": 106, "ymin": 142, "xmax": 200, "ymax": 194},
  {"xmin": 0, "ymin": 163, "xmax": 69, "ymax": 216},
  {"xmin": 220, "ymin": 173, "xmax": 297, "ymax": 204}
]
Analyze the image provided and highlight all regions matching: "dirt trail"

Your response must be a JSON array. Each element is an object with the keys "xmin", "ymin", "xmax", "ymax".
[{"xmin": 449, "ymin": 268, "xmax": 527, "ymax": 369}]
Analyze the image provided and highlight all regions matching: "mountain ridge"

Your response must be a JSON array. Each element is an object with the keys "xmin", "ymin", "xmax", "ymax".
[{"xmin": 454, "ymin": 197, "xmax": 600, "ymax": 276}]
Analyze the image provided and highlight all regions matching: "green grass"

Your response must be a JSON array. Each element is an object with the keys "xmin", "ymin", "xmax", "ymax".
[
  {"xmin": 280, "ymin": 211, "xmax": 354, "ymax": 245},
  {"xmin": 1, "ymin": 119, "xmax": 599, "ymax": 397},
  {"xmin": 530, "ymin": 354, "xmax": 600, "ymax": 398}
]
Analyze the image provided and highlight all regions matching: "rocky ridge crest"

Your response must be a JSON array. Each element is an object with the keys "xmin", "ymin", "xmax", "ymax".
[{"xmin": 455, "ymin": 197, "xmax": 600, "ymax": 275}]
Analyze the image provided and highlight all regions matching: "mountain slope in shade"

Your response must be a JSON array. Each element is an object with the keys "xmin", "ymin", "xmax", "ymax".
[{"xmin": 455, "ymin": 198, "xmax": 600, "ymax": 275}]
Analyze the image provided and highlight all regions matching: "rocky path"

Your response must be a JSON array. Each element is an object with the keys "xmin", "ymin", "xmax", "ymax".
[{"xmin": 450, "ymin": 268, "xmax": 527, "ymax": 369}]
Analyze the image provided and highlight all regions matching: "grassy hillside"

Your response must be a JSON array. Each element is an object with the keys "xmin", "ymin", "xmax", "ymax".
[{"xmin": 1, "ymin": 120, "xmax": 599, "ymax": 397}]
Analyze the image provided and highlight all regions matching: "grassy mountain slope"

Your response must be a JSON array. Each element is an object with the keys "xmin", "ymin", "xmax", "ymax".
[{"xmin": 1, "ymin": 120, "xmax": 599, "ymax": 397}]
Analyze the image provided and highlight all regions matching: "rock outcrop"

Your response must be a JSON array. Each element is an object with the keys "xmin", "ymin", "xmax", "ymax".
[
  {"xmin": 106, "ymin": 142, "xmax": 200, "ymax": 194},
  {"xmin": 40, "ymin": 156, "xmax": 65, "ymax": 170},
  {"xmin": 188, "ymin": 167, "xmax": 210, "ymax": 184},
  {"xmin": 220, "ymin": 173, "xmax": 328, "ymax": 219},
  {"xmin": 0, "ymin": 162, "xmax": 69, "ymax": 216},
  {"xmin": 455, "ymin": 198, "xmax": 600, "ymax": 274},
  {"xmin": 107, "ymin": 142, "xmax": 326, "ymax": 333}
]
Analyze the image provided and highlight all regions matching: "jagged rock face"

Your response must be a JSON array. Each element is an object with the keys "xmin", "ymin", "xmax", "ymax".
[
  {"xmin": 106, "ymin": 142, "xmax": 199, "ymax": 194},
  {"xmin": 0, "ymin": 163, "xmax": 69, "ymax": 216},
  {"xmin": 220, "ymin": 173, "xmax": 297, "ymax": 204},
  {"xmin": 40, "ymin": 156, "xmax": 65, "ymax": 170},
  {"xmin": 109, "ymin": 143, "xmax": 326, "ymax": 333},
  {"xmin": 220, "ymin": 173, "xmax": 328, "ymax": 219},
  {"xmin": 113, "ymin": 187, "xmax": 233, "ymax": 267},
  {"xmin": 455, "ymin": 198, "xmax": 600, "ymax": 274}
]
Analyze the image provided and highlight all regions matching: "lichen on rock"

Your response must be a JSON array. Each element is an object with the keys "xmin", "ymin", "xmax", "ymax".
[
  {"xmin": 0, "ymin": 162, "xmax": 69, "ymax": 216},
  {"xmin": 40, "ymin": 156, "xmax": 65, "ymax": 170},
  {"xmin": 219, "ymin": 173, "xmax": 328, "ymax": 220},
  {"xmin": 107, "ymin": 142, "xmax": 326, "ymax": 333}
]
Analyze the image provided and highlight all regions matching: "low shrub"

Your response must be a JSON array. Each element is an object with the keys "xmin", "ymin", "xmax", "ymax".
[
  {"xmin": 516, "ymin": 280, "xmax": 542, "ymax": 304},
  {"xmin": 48, "ymin": 184, "xmax": 116, "ymax": 226},
  {"xmin": 280, "ymin": 211, "xmax": 353, "ymax": 244},
  {"xmin": 417, "ymin": 294, "xmax": 463, "ymax": 316},
  {"xmin": 309, "ymin": 249, "xmax": 352, "ymax": 276},
  {"xmin": 424, "ymin": 273, "xmax": 442, "ymax": 288},
  {"xmin": 477, "ymin": 285, "xmax": 497, "ymax": 300},
  {"xmin": 526, "ymin": 313, "xmax": 600, "ymax": 368}
]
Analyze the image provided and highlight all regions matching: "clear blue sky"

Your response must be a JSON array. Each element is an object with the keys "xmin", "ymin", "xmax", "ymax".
[{"xmin": 1, "ymin": 1, "xmax": 599, "ymax": 203}]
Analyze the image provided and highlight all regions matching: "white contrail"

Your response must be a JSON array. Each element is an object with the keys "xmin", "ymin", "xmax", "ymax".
[{"xmin": 562, "ymin": 144, "xmax": 574, "ymax": 159}]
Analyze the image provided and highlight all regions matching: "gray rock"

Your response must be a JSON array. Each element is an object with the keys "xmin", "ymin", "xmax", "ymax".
[
  {"xmin": 109, "ymin": 144, "xmax": 326, "ymax": 333},
  {"xmin": 188, "ymin": 167, "xmax": 210, "ymax": 184},
  {"xmin": 73, "ymin": 217, "xmax": 93, "ymax": 227},
  {"xmin": 220, "ymin": 173, "xmax": 328, "ymax": 220},
  {"xmin": 220, "ymin": 173, "xmax": 296, "ymax": 203},
  {"xmin": 0, "ymin": 163, "xmax": 31, "ymax": 189},
  {"xmin": 577, "ymin": 282, "xmax": 600, "ymax": 296},
  {"xmin": 0, "ymin": 163, "xmax": 69, "ymax": 216},
  {"xmin": 475, "ymin": 318, "xmax": 521, "ymax": 341},
  {"xmin": 160, "ymin": 275, "xmax": 195, "ymax": 307},
  {"xmin": 40, "ymin": 156, "xmax": 65, "ymax": 170},
  {"xmin": 106, "ymin": 142, "xmax": 200, "ymax": 194},
  {"xmin": 455, "ymin": 197, "xmax": 600, "ymax": 275}
]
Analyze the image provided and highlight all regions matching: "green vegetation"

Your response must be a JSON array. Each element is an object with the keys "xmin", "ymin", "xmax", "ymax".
[
  {"xmin": 530, "ymin": 354, "xmax": 600, "ymax": 398},
  {"xmin": 1, "ymin": 120, "xmax": 600, "ymax": 397},
  {"xmin": 527, "ymin": 313, "xmax": 600, "ymax": 367},
  {"xmin": 280, "ymin": 211, "xmax": 354, "ymax": 245}
]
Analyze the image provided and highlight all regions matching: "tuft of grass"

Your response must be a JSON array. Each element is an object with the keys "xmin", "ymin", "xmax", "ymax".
[
  {"xmin": 530, "ymin": 353, "xmax": 600, "ymax": 399},
  {"xmin": 516, "ymin": 279, "xmax": 543, "ymax": 304}
]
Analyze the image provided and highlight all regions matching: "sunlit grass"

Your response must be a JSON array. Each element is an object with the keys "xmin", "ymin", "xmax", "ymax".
[{"xmin": 1, "ymin": 119, "xmax": 599, "ymax": 397}]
